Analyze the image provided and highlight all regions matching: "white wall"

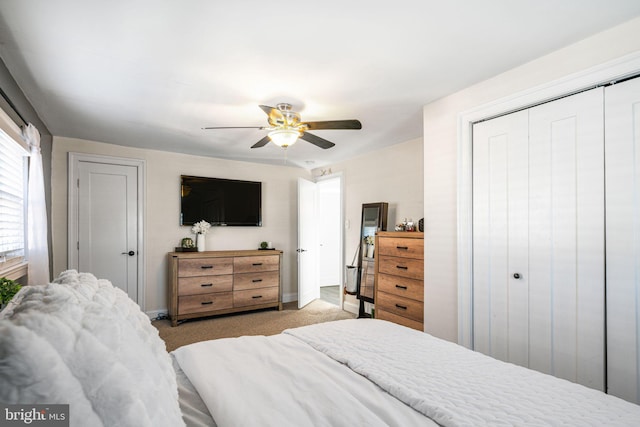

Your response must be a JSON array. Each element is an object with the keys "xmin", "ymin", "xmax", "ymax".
[
  {"xmin": 51, "ymin": 137, "xmax": 309, "ymax": 312},
  {"xmin": 423, "ymin": 16, "xmax": 640, "ymax": 342},
  {"xmin": 51, "ymin": 135, "xmax": 422, "ymax": 314},
  {"xmin": 317, "ymin": 137, "xmax": 423, "ymax": 312}
]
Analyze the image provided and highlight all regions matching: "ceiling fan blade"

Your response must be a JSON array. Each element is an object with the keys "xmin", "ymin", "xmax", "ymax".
[
  {"xmin": 202, "ymin": 126, "xmax": 265, "ymax": 130},
  {"xmin": 251, "ymin": 135, "xmax": 271, "ymax": 148},
  {"xmin": 259, "ymin": 104, "xmax": 285, "ymax": 126},
  {"xmin": 259, "ymin": 105, "xmax": 275, "ymax": 115},
  {"xmin": 303, "ymin": 119, "xmax": 362, "ymax": 130},
  {"xmin": 300, "ymin": 132, "xmax": 335, "ymax": 149}
]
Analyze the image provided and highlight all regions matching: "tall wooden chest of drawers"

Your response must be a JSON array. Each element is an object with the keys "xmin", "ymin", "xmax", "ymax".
[
  {"xmin": 375, "ymin": 232, "xmax": 424, "ymax": 330},
  {"xmin": 168, "ymin": 250, "xmax": 282, "ymax": 326}
]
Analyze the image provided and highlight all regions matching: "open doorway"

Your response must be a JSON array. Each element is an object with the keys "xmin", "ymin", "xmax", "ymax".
[{"xmin": 316, "ymin": 175, "xmax": 342, "ymax": 307}]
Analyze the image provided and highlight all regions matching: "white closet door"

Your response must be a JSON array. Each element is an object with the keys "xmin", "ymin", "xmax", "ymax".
[
  {"xmin": 472, "ymin": 110, "xmax": 529, "ymax": 366},
  {"xmin": 605, "ymin": 77, "xmax": 640, "ymax": 403},
  {"xmin": 528, "ymin": 88, "xmax": 605, "ymax": 390},
  {"xmin": 473, "ymin": 88, "xmax": 605, "ymax": 391}
]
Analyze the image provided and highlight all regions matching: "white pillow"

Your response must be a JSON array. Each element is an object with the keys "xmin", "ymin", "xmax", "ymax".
[{"xmin": 0, "ymin": 272, "xmax": 185, "ymax": 427}]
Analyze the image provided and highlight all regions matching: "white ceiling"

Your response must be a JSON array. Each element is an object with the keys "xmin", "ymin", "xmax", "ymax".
[{"xmin": 1, "ymin": 1, "xmax": 640, "ymax": 169}]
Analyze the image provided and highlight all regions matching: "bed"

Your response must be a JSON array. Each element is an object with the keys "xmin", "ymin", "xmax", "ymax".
[{"xmin": 2, "ymin": 271, "xmax": 640, "ymax": 426}]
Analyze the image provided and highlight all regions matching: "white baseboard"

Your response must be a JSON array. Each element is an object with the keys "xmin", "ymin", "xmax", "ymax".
[
  {"xmin": 343, "ymin": 300, "xmax": 358, "ymax": 315},
  {"xmin": 146, "ymin": 309, "xmax": 167, "ymax": 320},
  {"xmin": 147, "ymin": 294, "xmax": 348, "ymax": 318},
  {"xmin": 282, "ymin": 292, "xmax": 297, "ymax": 303}
]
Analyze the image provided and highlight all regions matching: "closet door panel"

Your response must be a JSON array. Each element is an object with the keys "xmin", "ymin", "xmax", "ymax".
[
  {"xmin": 605, "ymin": 77, "xmax": 640, "ymax": 404},
  {"xmin": 528, "ymin": 88, "xmax": 605, "ymax": 390},
  {"xmin": 472, "ymin": 110, "xmax": 529, "ymax": 366}
]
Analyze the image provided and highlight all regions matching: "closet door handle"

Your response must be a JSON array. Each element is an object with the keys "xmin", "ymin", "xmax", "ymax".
[{"xmin": 513, "ymin": 273, "xmax": 521, "ymax": 279}]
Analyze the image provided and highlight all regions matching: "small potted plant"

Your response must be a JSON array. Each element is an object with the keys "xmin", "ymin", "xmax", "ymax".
[{"xmin": 0, "ymin": 277, "xmax": 22, "ymax": 309}]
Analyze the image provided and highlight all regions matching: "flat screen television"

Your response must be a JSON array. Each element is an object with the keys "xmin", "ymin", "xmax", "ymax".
[{"xmin": 180, "ymin": 175, "xmax": 262, "ymax": 226}]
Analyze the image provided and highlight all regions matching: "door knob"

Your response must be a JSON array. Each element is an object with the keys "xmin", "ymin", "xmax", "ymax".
[
  {"xmin": 296, "ymin": 248, "xmax": 307, "ymax": 253},
  {"xmin": 513, "ymin": 273, "xmax": 521, "ymax": 279},
  {"xmin": 121, "ymin": 250, "xmax": 135, "ymax": 256}
]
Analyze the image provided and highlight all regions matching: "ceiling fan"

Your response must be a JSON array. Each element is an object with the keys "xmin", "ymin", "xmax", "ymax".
[{"xmin": 203, "ymin": 103, "xmax": 362, "ymax": 149}]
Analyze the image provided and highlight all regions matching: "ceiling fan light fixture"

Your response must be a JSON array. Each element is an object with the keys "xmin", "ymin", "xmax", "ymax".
[{"xmin": 268, "ymin": 128, "xmax": 300, "ymax": 148}]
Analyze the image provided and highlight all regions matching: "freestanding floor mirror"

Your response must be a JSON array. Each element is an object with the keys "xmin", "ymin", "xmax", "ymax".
[{"xmin": 356, "ymin": 202, "xmax": 388, "ymax": 318}]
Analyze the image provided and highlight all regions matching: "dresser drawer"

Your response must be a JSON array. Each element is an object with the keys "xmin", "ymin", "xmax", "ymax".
[
  {"xmin": 234, "ymin": 255, "xmax": 279, "ymax": 273},
  {"xmin": 377, "ymin": 273, "xmax": 424, "ymax": 302},
  {"xmin": 378, "ymin": 255, "xmax": 424, "ymax": 280},
  {"xmin": 178, "ymin": 292, "xmax": 233, "ymax": 314},
  {"xmin": 178, "ymin": 275, "xmax": 233, "ymax": 296},
  {"xmin": 234, "ymin": 270, "xmax": 279, "ymax": 291},
  {"xmin": 178, "ymin": 257, "xmax": 233, "ymax": 277},
  {"xmin": 376, "ymin": 309, "xmax": 423, "ymax": 331},
  {"xmin": 234, "ymin": 287, "xmax": 279, "ymax": 307},
  {"xmin": 376, "ymin": 292, "xmax": 424, "ymax": 322},
  {"xmin": 378, "ymin": 236, "xmax": 423, "ymax": 259}
]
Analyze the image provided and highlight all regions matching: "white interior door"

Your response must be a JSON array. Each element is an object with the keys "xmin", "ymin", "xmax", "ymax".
[
  {"xmin": 605, "ymin": 77, "xmax": 640, "ymax": 403},
  {"xmin": 297, "ymin": 177, "xmax": 319, "ymax": 308},
  {"xmin": 69, "ymin": 154, "xmax": 142, "ymax": 304},
  {"xmin": 527, "ymin": 88, "xmax": 604, "ymax": 390},
  {"xmin": 317, "ymin": 177, "xmax": 341, "ymax": 289},
  {"xmin": 473, "ymin": 88, "xmax": 605, "ymax": 391},
  {"xmin": 472, "ymin": 109, "xmax": 529, "ymax": 366}
]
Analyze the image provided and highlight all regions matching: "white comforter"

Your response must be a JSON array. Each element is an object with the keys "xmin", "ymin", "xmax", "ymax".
[
  {"xmin": 287, "ymin": 319, "xmax": 640, "ymax": 426},
  {"xmin": 172, "ymin": 331, "xmax": 431, "ymax": 427},
  {"xmin": 175, "ymin": 319, "xmax": 640, "ymax": 427}
]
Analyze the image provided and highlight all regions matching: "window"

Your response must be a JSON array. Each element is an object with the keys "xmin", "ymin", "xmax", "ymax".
[{"xmin": 0, "ymin": 128, "xmax": 28, "ymax": 268}]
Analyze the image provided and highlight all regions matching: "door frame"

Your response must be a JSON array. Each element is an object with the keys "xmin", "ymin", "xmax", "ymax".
[
  {"xmin": 68, "ymin": 152, "xmax": 146, "ymax": 307},
  {"xmin": 457, "ymin": 51, "xmax": 640, "ymax": 348}
]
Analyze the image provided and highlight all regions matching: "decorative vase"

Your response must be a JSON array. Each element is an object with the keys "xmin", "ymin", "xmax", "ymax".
[
  {"xmin": 367, "ymin": 244, "xmax": 374, "ymax": 258},
  {"xmin": 196, "ymin": 234, "xmax": 205, "ymax": 252}
]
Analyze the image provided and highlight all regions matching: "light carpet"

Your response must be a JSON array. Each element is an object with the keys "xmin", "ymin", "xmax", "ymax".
[{"xmin": 153, "ymin": 299, "xmax": 355, "ymax": 352}]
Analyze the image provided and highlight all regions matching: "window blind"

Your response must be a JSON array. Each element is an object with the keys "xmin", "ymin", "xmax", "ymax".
[{"xmin": 0, "ymin": 129, "xmax": 27, "ymax": 260}]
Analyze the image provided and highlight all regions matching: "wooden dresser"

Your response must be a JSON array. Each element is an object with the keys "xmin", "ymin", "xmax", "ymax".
[
  {"xmin": 168, "ymin": 250, "xmax": 282, "ymax": 326},
  {"xmin": 375, "ymin": 232, "xmax": 424, "ymax": 330}
]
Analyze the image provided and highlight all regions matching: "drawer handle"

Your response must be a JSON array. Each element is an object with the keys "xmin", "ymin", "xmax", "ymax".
[
  {"xmin": 252, "ymin": 295, "xmax": 263, "ymax": 299},
  {"xmin": 200, "ymin": 265, "xmax": 214, "ymax": 269},
  {"xmin": 201, "ymin": 301, "xmax": 214, "ymax": 305},
  {"xmin": 395, "ymin": 284, "xmax": 408, "ymax": 290},
  {"xmin": 201, "ymin": 283, "xmax": 213, "ymax": 287},
  {"xmin": 252, "ymin": 263, "xmax": 263, "ymax": 266},
  {"xmin": 397, "ymin": 246, "xmax": 409, "ymax": 250},
  {"xmin": 396, "ymin": 265, "xmax": 408, "ymax": 270},
  {"xmin": 395, "ymin": 304, "xmax": 408, "ymax": 310},
  {"xmin": 252, "ymin": 279, "xmax": 263, "ymax": 283}
]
